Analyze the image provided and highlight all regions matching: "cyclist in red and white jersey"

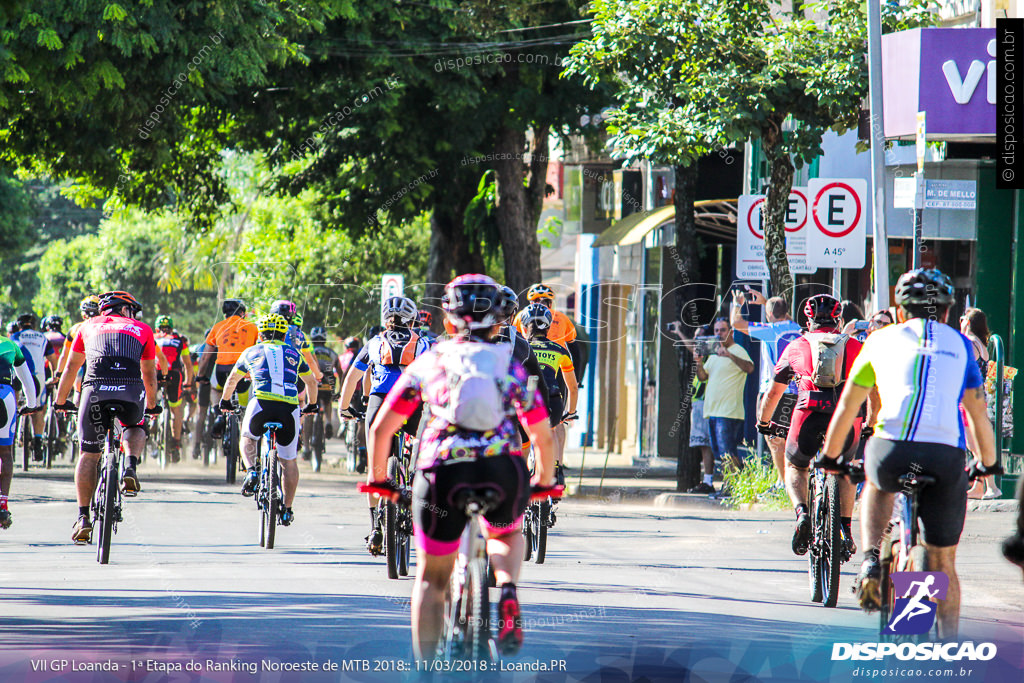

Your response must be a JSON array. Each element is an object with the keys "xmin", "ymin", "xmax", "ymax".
[
  {"xmin": 54, "ymin": 291, "xmax": 160, "ymax": 544},
  {"xmin": 366, "ymin": 275, "xmax": 556, "ymax": 658}
]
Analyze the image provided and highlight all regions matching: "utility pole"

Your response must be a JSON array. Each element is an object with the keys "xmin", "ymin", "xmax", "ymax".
[{"xmin": 867, "ymin": 0, "xmax": 890, "ymax": 310}]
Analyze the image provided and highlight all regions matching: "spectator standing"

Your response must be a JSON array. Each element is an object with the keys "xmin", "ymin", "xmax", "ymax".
[
  {"xmin": 692, "ymin": 317, "xmax": 754, "ymax": 499},
  {"xmin": 961, "ymin": 308, "xmax": 1000, "ymax": 500},
  {"xmin": 668, "ymin": 323, "xmax": 716, "ymax": 494},
  {"xmin": 730, "ymin": 289, "xmax": 801, "ymax": 487}
]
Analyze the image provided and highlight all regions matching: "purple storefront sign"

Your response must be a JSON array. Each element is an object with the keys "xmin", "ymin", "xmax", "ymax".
[{"xmin": 883, "ymin": 28, "xmax": 996, "ymax": 139}]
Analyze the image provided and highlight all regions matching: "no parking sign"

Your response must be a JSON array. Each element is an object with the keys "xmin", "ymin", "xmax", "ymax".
[
  {"xmin": 381, "ymin": 273, "xmax": 404, "ymax": 299},
  {"xmin": 735, "ymin": 189, "xmax": 816, "ymax": 279},
  {"xmin": 806, "ymin": 179, "xmax": 867, "ymax": 269}
]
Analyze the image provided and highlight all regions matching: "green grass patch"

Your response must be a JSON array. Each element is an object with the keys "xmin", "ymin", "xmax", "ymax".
[{"xmin": 721, "ymin": 450, "xmax": 789, "ymax": 510}]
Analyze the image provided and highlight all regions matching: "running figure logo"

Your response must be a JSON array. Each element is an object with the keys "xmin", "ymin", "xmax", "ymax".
[{"xmin": 884, "ymin": 572, "xmax": 949, "ymax": 635}]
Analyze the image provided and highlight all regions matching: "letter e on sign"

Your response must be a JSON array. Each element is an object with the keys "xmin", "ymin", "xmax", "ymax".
[{"xmin": 806, "ymin": 178, "xmax": 867, "ymax": 269}]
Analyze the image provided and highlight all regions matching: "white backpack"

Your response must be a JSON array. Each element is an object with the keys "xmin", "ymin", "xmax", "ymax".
[{"xmin": 435, "ymin": 341, "xmax": 513, "ymax": 431}]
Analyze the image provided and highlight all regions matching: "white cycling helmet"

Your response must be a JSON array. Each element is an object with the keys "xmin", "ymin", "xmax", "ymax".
[{"xmin": 381, "ymin": 296, "xmax": 418, "ymax": 325}]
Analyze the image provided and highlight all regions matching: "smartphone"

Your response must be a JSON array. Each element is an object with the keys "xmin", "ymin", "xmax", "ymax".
[{"xmin": 854, "ymin": 320, "xmax": 870, "ymax": 331}]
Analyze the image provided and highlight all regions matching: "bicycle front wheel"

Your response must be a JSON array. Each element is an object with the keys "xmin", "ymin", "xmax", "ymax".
[
  {"xmin": 533, "ymin": 500, "xmax": 548, "ymax": 564},
  {"xmin": 264, "ymin": 449, "xmax": 279, "ymax": 549},
  {"xmin": 224, "ymin": 415, "xmax": 239, "ymax": 484},
  {"xmin": 312, "ymin": 412, "xmax": 324, "ymax": 473},
  {"xmin": 465, "ymin": 557, "xmax": 492, "ymax": 661},
  {"xmin": 808, "ymin": 473, "xmax": 824, "ymax": 604},
  {"xmin": 21, "ymin": 417, "xmax": 30, "ymax": 472}
]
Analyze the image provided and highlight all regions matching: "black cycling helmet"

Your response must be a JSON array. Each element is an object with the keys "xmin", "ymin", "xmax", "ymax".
[
  {"xmin": 17, "ymin": 312, "xmax": 36, "ymax": 328},
  {"xmin": 42, "ymin": 315, "xmax": 63, "ymax": 331},
  {"xmin": 443, "ymin": 274, "xmax": 505, "ymax": 331},
  {"xmin": 894, "ymin": 268, "xmax": 955, "ymax": 308},
  {"xmin": 344, "ymin": 336, "xmax": 362, "ymax": 350},
  {"xmin": 80, "ymin": 295, "xmax": 101, "ymax": 318},
  {"xmin": 222, "ymin": 298, "xmax": 246, "ymax": 317},
  {"xmin": 310, "ymin": 326, "xmax": 327, "ymax": 343},
  {"xmin": 803, "ymin": 294, "xmax": 842, "ymax": 326},
  {"xmin": 99, "ymin": 291, "xmax": 142, "ymax": 316}
]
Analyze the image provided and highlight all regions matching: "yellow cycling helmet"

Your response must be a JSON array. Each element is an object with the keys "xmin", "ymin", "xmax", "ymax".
[
  {"xmin": 526, "ymin": 283, "xmax": 554, "ymax": 303},
  {"xmin": 258, "ymin": 313, "xmax": 289, "ymax": 336},
  {"xmin": 80, "ymin": 295, "xmax": 101, "ymax": 318}
]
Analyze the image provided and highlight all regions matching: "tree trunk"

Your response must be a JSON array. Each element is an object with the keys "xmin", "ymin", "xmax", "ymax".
[
  {"xmin": 760, "ymin": 117, "xmax": 796, "ymax": 299},
  {"xmin": 671, "ymin": 163, "xmax": 701, "ymax": 492},
  {"xmin": 426, "ymin": 190, "xmax": 482, "ymax": 322},
  {"xmin": 493, "ymin": 124, "xmax": 542, "ymax": 295},
  {"xmin": 526, "ymin": 125, "xmax": 550, "ymax": 231}
]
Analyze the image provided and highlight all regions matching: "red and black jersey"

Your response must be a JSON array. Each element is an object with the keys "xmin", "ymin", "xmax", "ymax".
[
  {"xmin": 155, "ymin": 331, "xmax": 189, "ymax": 370},
  {"xmin": 72, "ymin": 315, "xmax": 157, "ymax": 387},
  {"xmin": 773, "ymin": 327, "xmax": 863, "ymax": 393}
]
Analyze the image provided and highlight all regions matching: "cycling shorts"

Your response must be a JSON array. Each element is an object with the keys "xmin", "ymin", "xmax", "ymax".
[
  {"xmin": 864, "ymin": 438, "xmax": 968, "ymax": 548},
  {"xmin": 213, "ymin": 364, "xmax": 250, "ymax": 399},
  {"xmin": 411, "ymin": 454, "xmax": 530, "ymax": 556},
  {"xmin": 163, "ymin": 370, "xmax": 184, "ymax": 407},
  {"xmin": 0, "ymin": 385, "xmax": 17, "ymax": 446},
  {"xmin": 365, "ymin": 392, "xmax": 421, "ymax": 441},
  {"xmin": 242, "ymin": 399, "xmax": 300, "ymax": 460},
  {"xmin": 547, "ymin": 392, "xmax": 564, "ymax": 427},
  {"xmin": 197, "ymin": 377, "xmax": 210, "ymax": 407},
  {"xmin": 77, "ymin": 384, "xmax": 146, "ymax": 452},
  {"xmin": 786, "ymin": 409, "xmax": 860, "ymax": 468}
]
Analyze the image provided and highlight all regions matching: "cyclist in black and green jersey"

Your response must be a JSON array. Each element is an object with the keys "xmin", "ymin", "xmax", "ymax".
[{"xmin": 517, "ymin": 303, "xmax": 577, "ymax": 486}]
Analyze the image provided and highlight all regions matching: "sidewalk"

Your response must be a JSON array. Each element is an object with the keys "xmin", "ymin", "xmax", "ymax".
[{"xmin": 562, "ymin": 447, "xmax": 1021, "ymax": 513}]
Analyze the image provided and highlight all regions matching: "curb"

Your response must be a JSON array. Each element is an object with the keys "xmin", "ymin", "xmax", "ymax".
[
  {"xmin": 652, "ymin": 492, "xmax": 726, "ymax": 510},
  {"xmin": 966, "ymin": 499, "xmax": 1019, "ymax": 513}
]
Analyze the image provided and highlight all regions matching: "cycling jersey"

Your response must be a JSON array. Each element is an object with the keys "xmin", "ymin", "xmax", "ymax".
[
  {"xmin": 44, "ymin": 330, "xmax": 66, "ymax": 357},
  {"xmin": 417, "ymin": 328, "xmax": 439, "ymax": 347},
  {"xmin": 0, "ymin": 337, "xmax": 27, "ymax": 387},
  {"xmin": 747, "ymin": 320, "xmax": 801, "ymax": 393},
  {"xmin": 71, "ymin": 315, "xmax": 157, "ymax": 388},
  {"xmin": 285, "ymin": 324, "xmax": 312, "ymax": 354},
  {"xmin": 849, "ymin": 318, "xmax": 983, "ymax": 449},
  {"xmin": 231, "ymin": 340, "xmax": 311, "ymax": 405},
  {"xmin": 527, "ymin": 337, "xmax": 574, "ymax": 398},
  {"xmin": 383, "ymin": 338, "xmax": 549, "ymax": 469},
  {"xmin": 205, "ymin": 316, "xmax": 258, "ymax": 366},
  {"xmin": 515, "ymin": 308, "xmax": 577, "ymax": 346},
  {"xmin": 155, "ymin": 331, "xmax": 190, "ymax": 371},
  {"xmin": 494, "ymin": 325, "xmax": 550, "ymax": 398},
  {"xmin": 11, "ymin": 328, "xmax": 54, "ymax": 384},
  {"xmin": 353, "ymin": 328, "xmax": 429, "ymax": 395},
  {"xmin": 312, "ymin": 344, "xmax": 339, "ymax": 384}
]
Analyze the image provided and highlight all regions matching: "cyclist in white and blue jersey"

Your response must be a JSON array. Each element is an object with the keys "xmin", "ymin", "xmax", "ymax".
[
  {"xmin": 11, "ymin": 313, "xmax": 55, "ymax": 462},
  {"xmin": 221, "ymin": 313, "xmax": 317, "ymax": 526},
  {"xmin": 821, "ymin": 269, "xmax": 999, "ymax": 639}
]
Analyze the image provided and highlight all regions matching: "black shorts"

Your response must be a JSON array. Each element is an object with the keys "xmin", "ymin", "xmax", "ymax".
[
  {"xmin": 163, "ymin": 369, "xmax": 184, "ymax": 406},
  {"xmin": 547, "ymin": 393, "xmax": 564, "ymax": 427},
  {"xmin": 365, "ymin": 392, "xmax": 421, "ymax": 440},
  {"xmin": 412, "ymin": 454, "xmax": 531, "ymax": 556},
  {"xmin": 197, "ymin": 377, "xmax": 211, "ymax": 407},
  {"xmin": 864, "ymin": 438, "xmax": 968, "ymax": 548},
  {"xmin": 78, "ymin": 384, "xmax": 146, "ymax": 452},
  {"xmin": 213, "ymin": 364, "xmax": 250, "ymax": 397},
  {"xmin": 786, "ymin": 409, "xmax": 859, "ymax": 468}
]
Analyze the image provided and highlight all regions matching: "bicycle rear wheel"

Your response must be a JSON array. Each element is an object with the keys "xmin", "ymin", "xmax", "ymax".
[
  {"xmin": 20, "ymin": 417, "xmax": 30, "ymax": 471},
  {"xmin": 312, "ymin": 412, "xmax": 324, "ymax": 473},
  {"xmin": 44, "ymin": 408, "xmax": 57, "ymax": 469},
  {"xmin": 224, "ymin": 415, "xmax": 239, "ymax": 484},
  {"xmin": 879, "ymin": 528, "xmax": 899, "ymax": 633},
  {"xmin": 808, "ymin": 473, "xmax": 824, "ymax": 603},
  {"xmin": 533, "ymin": 500, "xmax": 548, "ymax": 564},
  {"xmin": 820, "ymin": 474, "xmax": 842, "ymax": 607},
  {"xmin": 465, "ymin": 557, "xmax": 492, "ymax": 661},
  {"xmin": 263, "ymin": 449, "xmax": 279, "ymax": 549},
  {"xmin": 97, "ymin": 451, "xmax": 118, "ymax": 564},
  {"xmin": 522, "ymin": 509, "xmax": 533, "ymax": 561}
]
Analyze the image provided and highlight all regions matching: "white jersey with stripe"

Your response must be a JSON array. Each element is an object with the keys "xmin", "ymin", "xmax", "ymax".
[{"xmin": 849, "ymin": 318, "xmax": 984, "ymax": 449}]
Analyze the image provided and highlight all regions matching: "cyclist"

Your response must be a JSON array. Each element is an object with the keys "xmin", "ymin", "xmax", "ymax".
[
  {"xmin": 304, "ymin": 326, "xmax": 341, "ymax": 450},
  {"xmin": 517, "ymin": 303, "xmax": 577, "ymax": 487},
  {"xmin": 222, "ymin": 313, "xmax": 317, "ymax": 526},
  {"xmin": 0, "ymin": 331, "xmax": 40, "ymax": 529},
  {"xmin": 190, "ymin": 329, "xmax": 213, "ymax": 459},
  {"xmin": 154, "ymin": 315, "xmax": 194, "ymax": 461},
  {"xmin": 820, "ymin": 269, "xmax": 998, "ymax": 639},
  {"xmin": 493, "ymin": 286, "xmax": 550, "ymax": 421},
  {"xmin": 41, "ymin": 315, "xmax": 66, "ymax": 359},
  {"xmin": 11, "ymin": 313, "xmax": 55, "ymax": 462},
  {"xmin": 53, "ymin": 291, "xmax": 160, "ymax": 544},
  {"xmin": 758, "ymin": 294, "xmax": 869, "ymax": 558},
  {"xmin": 338, "ymin": 296, "xmax": 428, "ymax": 554},
  {"xmin": 269, "ymin": 301, "xmax": 324, "ymax": 384},
  {"xmin": 199, "ymin": 299, "xmax": 258, "ymax": 438},
  {"xmin": 416, "ymin": 310, "xmax": 439, "ymax": 347},
  {"xmin": 365, "ymin": 274, "xmax": 556, "ymax": 658}
]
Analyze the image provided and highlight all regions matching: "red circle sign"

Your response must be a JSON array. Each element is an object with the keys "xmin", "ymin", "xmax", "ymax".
[
  {"xmin": 812, "ymin": 182, "xmax": 861, "ymax": 238},
  {"xmin": 746, "ymin": 198, "xmax": 765, "ymax": 240},
  {"xmin": 786, "ymin": 189, "xmax": 807, "ymax": 233}
]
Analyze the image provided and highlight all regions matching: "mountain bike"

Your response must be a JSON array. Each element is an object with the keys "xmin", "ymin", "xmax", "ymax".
[
  {"xmin": 42, "ymin": 396, "xmax": 62, "ymax": 468},
  {"xmin": 254, "ymin": 421, "xmax": 284, "ymax": 549},
  {"xmin": 309, "ymin": 406, "xmax": 325, "ymax": 474},
  {"xmin": 522, "ymin": 449, "xmax": 552, "ymax": 564},
  {"xmin": 807, "ymin": 460, "xmax": 851, "ymax": 608},
  {"xmin": 16, "ymin": 409, "xmax": 32, "ymax": 472}
]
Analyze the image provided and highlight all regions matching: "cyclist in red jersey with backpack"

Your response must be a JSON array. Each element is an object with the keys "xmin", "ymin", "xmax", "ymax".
[{"xmin": 758, "ymin": 294, "xmax": 877, "ymax": 559}]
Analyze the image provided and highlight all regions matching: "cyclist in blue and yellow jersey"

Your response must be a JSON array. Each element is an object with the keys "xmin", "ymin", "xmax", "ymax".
[
  {"xmin": 221, "ymin": 313, "xmax": 318, "ymax": 526},
  {"xmin": 0, "ymin": 332, "xmax": 40, "ymax": 529},
  {"xmin": 154, "ymin": 315, "xmax": 194, "ymax": 461},
  {"xmin": 517, "ymin": 303, "xmax": 577, "ymax": 487},
  {"xmin": 11, "ymin": 313, "xmax": 55, "ymax": 462},
  {"xmin": 338, "ymin": 295, "xmax": 429, "ymax": 555},
  {"xmin": 268, "ymin": 301, "xmax": 324, "ymax": 385},
  {"xmin": 821, "ymin": 269, "xmax": 998, "ymax": 639}
]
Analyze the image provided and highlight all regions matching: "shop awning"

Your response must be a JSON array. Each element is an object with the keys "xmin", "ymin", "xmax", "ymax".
[{"xmin": 591, "ymin": 199, "xmax": 738, "ymax": 247}]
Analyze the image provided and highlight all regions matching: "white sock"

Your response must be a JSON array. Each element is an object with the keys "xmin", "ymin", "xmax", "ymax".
[{"xmin": 703, "ymin": 474, "xmax": 713, "ymax": 486}]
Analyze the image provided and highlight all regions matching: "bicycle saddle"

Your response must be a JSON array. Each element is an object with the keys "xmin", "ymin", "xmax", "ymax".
[
  {"xmin": 897, "ymin": 473, "xmax": 936, "ymax": 488},
  {"xmin": 451, "ymin": 486, "xmax": 502, "ymax": 514}
]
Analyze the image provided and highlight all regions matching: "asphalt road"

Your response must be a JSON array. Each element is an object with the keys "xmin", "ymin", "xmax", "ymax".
[{"xmin": 1, "ymin": 442, "xmax": 1021, "ymax": 682}]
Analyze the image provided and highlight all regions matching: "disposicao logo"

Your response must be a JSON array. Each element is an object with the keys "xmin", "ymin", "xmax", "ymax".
[{"xmin": 884, "ymin": 571, "xmax": 948, "ymax": 635}]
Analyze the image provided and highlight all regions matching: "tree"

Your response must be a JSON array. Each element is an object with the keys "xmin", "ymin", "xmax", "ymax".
[{"xmin": 568, "ymin": 0, "xmax": 934, "ymax": 297}]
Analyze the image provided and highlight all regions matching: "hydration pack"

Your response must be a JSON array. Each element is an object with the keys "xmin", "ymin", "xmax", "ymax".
[
  {"xmin": 805, "ymin": 332, "xmax": 850, "ymax": 389},
  {"xmin": 435, "ymin": 341, "xmax": 512, "ymax": 432}
]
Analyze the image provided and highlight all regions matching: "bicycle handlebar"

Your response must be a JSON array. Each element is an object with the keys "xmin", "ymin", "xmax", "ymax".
[{"xmin": 358, "ymin": 482, "xmax": 565, "ymax": 507}]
